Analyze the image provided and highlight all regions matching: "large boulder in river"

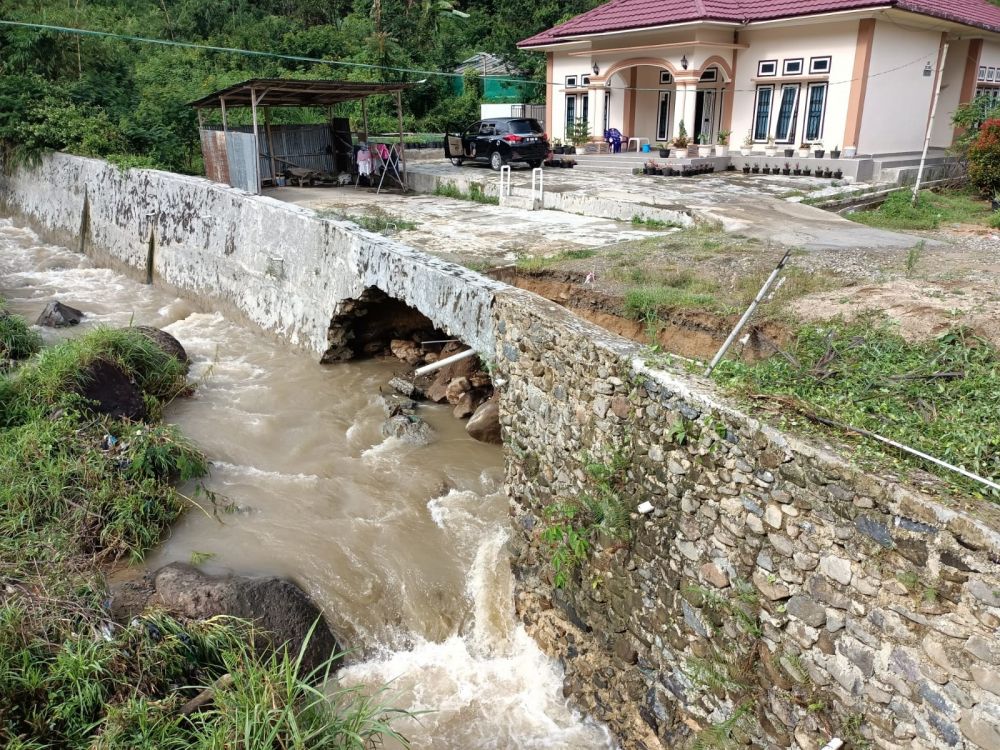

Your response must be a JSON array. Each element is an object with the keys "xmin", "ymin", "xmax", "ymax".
[
  {"xmin": 381, "ymin": 413, "xmax": 435, "ymax": 445},
  {"xmin": 36, "ymin": 300, "xmax": 84, "ymax": 327},
  {"xmin": 111, "ymin": 562, "xmax": 342, "ymax": 676},
  {"xmin": 75, "ymin": 358, "xmax": 148, "ymax": 420},
  {"xmin": 466, "ymin": 395, "xmax": 501, "ymax": 444},
  {"xmin": 134, "ymin": 325, "xmax": 189, "ymax": 369}
]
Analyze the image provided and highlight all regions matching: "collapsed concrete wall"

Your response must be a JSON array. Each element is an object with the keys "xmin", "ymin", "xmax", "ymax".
[
  {"xmin": 0, "ymin": 153, "xmax": 502, "ymax": 357},
  {"xmin": 494, "ymin": 290, "xmax": 1000, "ymax": 750}
]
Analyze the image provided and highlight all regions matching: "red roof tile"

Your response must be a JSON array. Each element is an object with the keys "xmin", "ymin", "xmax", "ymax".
[{"xmin": 518, "ymin": 0, "xmax": 1000, "ymax": 46}]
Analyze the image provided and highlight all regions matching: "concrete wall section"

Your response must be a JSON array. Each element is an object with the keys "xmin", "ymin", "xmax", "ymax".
[
  {"xmin": 0, "ymin": 153, "xmax": 502, "ymax": 357},
  {"xmin": 495, "ymin": 289, "xmax": 1000, "ymax": 750}
]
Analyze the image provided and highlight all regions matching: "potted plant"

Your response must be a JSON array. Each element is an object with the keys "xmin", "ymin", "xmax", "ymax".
[
  {"xmin": 552, "ymin": 139, "xmax": 563, "ymax": 155},
  {"xmin": 566, "ymin": 158, "xmax": 576, "ymax": 169},
  {"xmin": 697, "ymin": 132, "xmax": 712, "ymax": 157},
  {"xmin": 793, "ymin": 163, "xmax": 801, "ymax": 176},
  {"xmin": 657, "ymin": 143, "xmax": 671, "ymax": 158},
  {"xmin": 673, "ymin": 121, "xmax": 691, "ymax": 156},
  {"xmin": 798, "ymin": 142, "xmax": 811, "ymax": 158},
  {"xmin": 843, "ymin": 145, "xmax": 857, "ymax": 158},
  {"xmin": 830, "ymin": 144, "xmax": 842, "ymax": 159},
  {"xmin": 742, "ymin": 164, "xmax": 751, "ymax": 174},
  {"xmin": 751, "ymin": 164, "xmax": 761, "ymax": 174},
  {"xmin": 570, "ymin": 118, "xmax": 591, "ymax": 154},
  {"xmin": 813, "ymin": 141, "xmax": 825, "ymax": 159},
  {"xmin": 784, "ymin": 146, "xmax": 795, "ymax": 158},
  {"xmin": 764, "ymin": 136, "xmax": 777, "ymax": 157},
  {"xmin": 782, "ymin": 162, "xmax": 791, "ymax": 176},
  {"xmin": 740, "ymin": 131, "xmax": 753, "ymax": 157},
  {"xmin": 822, "ymin": 168, "xmax": 833, "ymax": 178},
  {"xmin": 833, "ymin": 169, "xmax": 843, "ymax": 179},
  {"xmin": 715, "ymin": 130, "xmax": 730, "ymax": 157},
  {"xmin": 802, "ymin": 166, "xmax": 812, "ymax": 176},
  {"xmin": 643, "ymin": 159, "xmax": 658, "ymax": 175}
]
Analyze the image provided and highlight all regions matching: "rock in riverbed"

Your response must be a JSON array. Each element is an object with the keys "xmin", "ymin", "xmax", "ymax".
[
  {"xmin": 381, "ymin": 413, "xmax": 435, "ymax": 444},
  {"xmin": 36, "ymin": 300, "xmax": 84, "ymax": 327},
  {"xmin": 134, "ymin": 325, "xmax": 189, "ymax": 369},
  {"xmin": 111, "ymin": 562, "xmax": 343, "ymax": 676},
  {"xmin": 466, "ymin": 395, "xmax": 501, "ymax": 444},
  {"xmin": 76, "ymin": 358, "xmax": 148, "ymax": 420}
]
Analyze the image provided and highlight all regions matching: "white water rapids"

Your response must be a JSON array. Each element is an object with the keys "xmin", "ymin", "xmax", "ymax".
[{"xmin": 0, "ymin": 217, "xmax": 614, "ymax": 749}]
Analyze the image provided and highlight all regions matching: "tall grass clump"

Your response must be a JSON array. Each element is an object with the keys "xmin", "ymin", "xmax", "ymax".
[
  {"xmin": 0, "ymin": 306, "xmax": 42, "ymax": 360},
  {"xmin": 0, "ymin": 309, "xmax": 411, "ymax": 748},
  {"xmin": 714, "ymin": 316, "xmax": 1000, "ymax": 498}
]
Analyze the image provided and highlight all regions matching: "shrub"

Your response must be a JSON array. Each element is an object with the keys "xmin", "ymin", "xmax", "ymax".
[{"xmin": 967, "ymin": 118, "xmax": 1000, "ymax": 197}]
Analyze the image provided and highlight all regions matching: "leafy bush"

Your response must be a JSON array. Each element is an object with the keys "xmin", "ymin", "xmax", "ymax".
[
  {"xmin": 967, "ymin": 118, "xmax": 1000, "ymax": 197},
  {"xmin": 0, "ymin": 308, "xmax": 42, "ymax": 360}
]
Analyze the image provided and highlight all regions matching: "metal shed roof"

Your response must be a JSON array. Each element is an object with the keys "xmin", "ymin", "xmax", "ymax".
[{"xmin": 188, "ymin": 78, "xmax": 419, "ymax": 108}]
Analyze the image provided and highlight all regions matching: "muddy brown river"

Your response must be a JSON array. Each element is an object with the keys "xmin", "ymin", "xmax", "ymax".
[{"xmin": 0, "ymin": 217, "xmax": 614, "ymax": 749}]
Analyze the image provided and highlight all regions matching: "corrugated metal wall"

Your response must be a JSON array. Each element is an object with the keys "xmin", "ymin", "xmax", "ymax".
[
  {"xmin": 200, "ymin": 130, "xmax": 230, "ymax": 185},
  {"xmin": 224, "ymin": 131, "xmax": 259, "ymax": 193}
]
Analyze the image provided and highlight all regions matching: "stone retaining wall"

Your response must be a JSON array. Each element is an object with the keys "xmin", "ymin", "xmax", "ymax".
[
  {"xmin": 0, "ymin": 153, "xmax": 502, "ymax": 357},
  {"xmin": 494, "ymin": 289, "xmax": 1000, "ymax": 750}
]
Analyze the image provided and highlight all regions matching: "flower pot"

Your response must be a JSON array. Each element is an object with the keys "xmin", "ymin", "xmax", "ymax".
[
  {"xmin": 793, "ymin": 169, "xmax": 801, "ymax": 176},
  {"xmin": 782, "ymin": 169, "xmax": 791, "ymax": 176},
  {"xmin": 726, "ymin": 164, "xmax": 735, "ymax": 171},
  {"xmin": 784, "ymin": 148, "xmax": 795, "ymax": 158},
  {"xmin": 830, "ymin": 150, "xmax": 841, "ymax": 159},
  {"xmin": 698, "ymin": 145, "xmax": 712, "ymax": 157},
  {"xmin": 659, "ymin": 149, "xmax": 670, "ymax": 158},
  {"xmin": 742, "ymin": 166, "xmax": 751, "ymax": 174},
  {"xmin": 655, "ymin": 168, "xmax": 663, "ymax": 176},
  {"xmin": 765, "ymin": 147, "xmax": 777, "ymax": 157},
  {"xmin": 642, "ymin": 167, "xmax": 651, "ymax": 175},
  {"xmin": 575, "ymin": 146, "xmax": 586, "ymax": 155},
  {"xmin": 802, "ymin": 169, "xmax": 812, "ymax": 176},
  {"xmin": 798, "ymin": 149, "xmax": 810, "ymax": 158},
  {"xmin": 814, "ymin": 150, "xmax": 825, "ymax": 159},
  {"xmin": 843, "ymin": 147, "xmax": 857, "ymax": 158},
  {"xmin": 823, "ymin": 169, "xmax": 833, "ymax": 178},
  {"xmin": 715, "ymin": 145, "xmax": 728, "ymax": 157},
  {"xmin": 751, "ymin": 167, "xmax": 760, "ymax": 174},
  {"xmin": 567, "ymin": 162, "xmax": 575, "ymax": 168},
  {"xmin": 833, "ymin": 170, "xmax": 843, "ymax": 179}
]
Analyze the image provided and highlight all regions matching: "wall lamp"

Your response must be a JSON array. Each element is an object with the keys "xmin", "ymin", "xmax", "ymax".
[
  {"xmin": 592, "ymin": 61, "xmax": 600, "ymax": 76},
  {"xmin": 680, "ymin": 54, "xmax": 689, "ymax": 70}
]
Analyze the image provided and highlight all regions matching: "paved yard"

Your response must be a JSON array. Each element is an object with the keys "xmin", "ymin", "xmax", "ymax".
[
  {"xmin": 268, "ymin": 185, "xmax": 671, "ymax": 267},
  {"xmin": 408, "ymin": 161, "xmax": 919, "ymax": 252}
]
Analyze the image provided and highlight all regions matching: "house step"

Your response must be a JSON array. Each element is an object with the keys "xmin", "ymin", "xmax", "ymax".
[{"xmin": 499, "ymin": 193, "xmax": 541, "ymax": 211}]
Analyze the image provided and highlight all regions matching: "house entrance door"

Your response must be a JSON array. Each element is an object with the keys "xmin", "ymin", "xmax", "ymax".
[{"xmin": 694, "ymin": 90, "xmax": 716, "ymax": 145}]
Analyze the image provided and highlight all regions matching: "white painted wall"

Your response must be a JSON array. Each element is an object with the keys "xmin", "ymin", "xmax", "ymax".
[
  {"xmin": 859, "ymin": 20, "xmax": 941, "ymax": 155},
  {"xmin": 551, "ymin": 54, "xmax": 598, "ymax": 142},
  {"xmin": 732, "ymin": 21, "xmax": 860, "ymax": 150},
  {"xmin": 930, "ymin": 38, "xmax": 970, "ymax": 149}
]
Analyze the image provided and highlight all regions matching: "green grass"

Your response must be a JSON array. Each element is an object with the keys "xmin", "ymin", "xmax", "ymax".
[
  {"xmin": 0, "ymin": 306, "xmax": 42, "ymax": 360},
  {"xmin": 515, "ymin": 247, "xmax": 598, "ymax": 272},
  {"xmin": 850, "ymin": 188, "xmax": 993, "ymax": 230},
  {"xmin": 318, "ymin": 207, "xmax": 418, "ymax": 234},
  {"xmin": 0, "ymin": 311, "xmax": 412, "ymax": 749},
  {"xmin": 714, "ymin": 317, "xmax": 1000, "ymax": 498},
  {"xmin": 630, "ymin": 215, "xmax": 683, "ymax": 230},
  {"xmin": 621, "ymin": 269, "xmax": 720, "ymax": 319},
  {"xmin": 433, "ymin": 180, "xmax": 499, "ymax": 205}
]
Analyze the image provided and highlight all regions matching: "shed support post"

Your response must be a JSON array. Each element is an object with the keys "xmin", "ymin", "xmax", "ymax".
[
  {"xmin": 362, "ymin": 97, "xmax": 369, "ymax": 139},
  {"xmin": 264, "ymin": 106, "xmax": 278, "ymax": 187},
  {"xmin": 250, "ymin": 86, "xmax": 261, "ymax": 194},
  {"xmin": 396, "ymin": 90, "xmax": 407, "ymax": 190}
]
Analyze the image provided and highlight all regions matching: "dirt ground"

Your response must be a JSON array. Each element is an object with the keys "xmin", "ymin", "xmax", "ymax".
[{"xmin": 497, "ymin": 222, "xmax": 1000, "ymax": 359}]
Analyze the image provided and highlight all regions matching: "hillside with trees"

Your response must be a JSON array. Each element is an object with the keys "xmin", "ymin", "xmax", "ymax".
[{"xmin": 0, "ymin": 0, "xmax": 598, "ymax": 172}]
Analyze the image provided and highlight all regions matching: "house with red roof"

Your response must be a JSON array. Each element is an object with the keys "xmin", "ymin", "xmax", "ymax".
[{"xmin": 518, "ymin": 0, "xmax": 1000, "ymax": 159}]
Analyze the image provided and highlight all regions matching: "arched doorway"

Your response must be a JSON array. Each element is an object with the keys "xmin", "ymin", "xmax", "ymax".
[{"xmin": 603, "ymin": 63, "xmax": 676, "ymax": 143}]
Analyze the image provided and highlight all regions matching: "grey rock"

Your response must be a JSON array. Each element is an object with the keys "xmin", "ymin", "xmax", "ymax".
[
  {"xmin": 381, "ymin": 414, "xmax": 435, "ymax": 444},
  {"xmin": 466, "ymin": 396, "xmax": 501, "ymax": 444},
  {"xmin": 967, "ymin": 579, "xmax": 1000, "ymax": 608},
  {"xmin": 855, "ymin": 515, "xmax": 893, "ymax": 547},
  {"xmin": 819, "ymin": 555, "xmax": 852, "ymax": 585},
  {"xmin": 787, "ymin": 595, "xmax": 826, "ymax": 627},
  {"xmin": 36, "ymin": 299, "xmax": 84, "ymax": 327},
  {"xmin": 972, "ymin": 665, "xmax": 1000, "ymax": 697}
]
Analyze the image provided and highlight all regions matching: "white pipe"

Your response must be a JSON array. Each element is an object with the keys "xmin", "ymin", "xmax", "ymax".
[
  {"xmin": 413, "ymin": 348, "xmax": 476, "ymax": 376},
  {"xmin": 705, "ymin": 248, "xmax": 791, "ymax": 376},
  {"xmin": 912, "ymin": 41, "xmax": 949, "ymax": 203}
]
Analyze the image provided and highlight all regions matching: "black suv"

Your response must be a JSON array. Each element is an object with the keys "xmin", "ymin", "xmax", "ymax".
[{"xmin": 445, "ymin": 117, "xmax": 549, "ymax": 170}]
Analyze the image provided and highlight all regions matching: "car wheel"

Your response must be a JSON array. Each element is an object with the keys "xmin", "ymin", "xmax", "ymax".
[
  {"xmin": 450, "ymin": 157, "xmax": 464, "ymax": 167},
  {"xmin": 527, "ymin": 159, "xmax": 542, "ymax": 168},
  {"xmin": 490, "ymin": 150, "xmax": 505, "ymax": 171}
]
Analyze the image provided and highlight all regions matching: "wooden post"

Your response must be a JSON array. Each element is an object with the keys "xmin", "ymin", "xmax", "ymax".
[
  {"xmin": 264, "ymin": 106, "xmax": 278, "ymax": 186},
  {"xmin": 361, "ymin": 97, "xmax": 369, "ymax": 140},
  {"xmin": 220, "ymin": 98, "xmax": 228, "ymax": 132},
  {"xmin": 250, "ymin": 87, "xmax": 261, "ymax": 194},
  {"xmin": 396, "ymin": 89, "xmax": 406, "ymax": 189}
]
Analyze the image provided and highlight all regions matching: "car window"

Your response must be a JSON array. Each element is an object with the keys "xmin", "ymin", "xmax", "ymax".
[
  {"xmin": 479, "ymin": 123, "xmax": 495, "ymax": 135},
  {"xmin": 507, "ymin": 119, "xmax": 544, "ymax": 135},
  {"xmin": 465, "ymin": 121, "xmax": 481, "ymax": 136}
]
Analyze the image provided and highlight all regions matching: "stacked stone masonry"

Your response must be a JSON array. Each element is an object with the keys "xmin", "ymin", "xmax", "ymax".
[{"xmin": 495, "ymin": 291, "xmax": 1000, "ymax": 750}]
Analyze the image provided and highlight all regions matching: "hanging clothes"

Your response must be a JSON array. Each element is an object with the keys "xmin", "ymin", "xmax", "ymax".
[{"xmin": 357, "ymin": 148, "xmax": 372, "ymax": 177}]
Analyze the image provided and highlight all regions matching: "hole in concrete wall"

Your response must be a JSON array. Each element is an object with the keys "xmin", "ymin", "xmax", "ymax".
[{"xmin": 321, "ymin": 286, "xmax": 446, "ymax": 364}]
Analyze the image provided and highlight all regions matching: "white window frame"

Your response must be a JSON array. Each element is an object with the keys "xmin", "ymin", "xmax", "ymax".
[
  {"xmin": 659, "ymin": 70, "xmax": 673, "ymax": 84},
  {"xmin": 758, "ymin": 59, "xmax": 778, "ymax": 77},
  {"xmin": 773, "ymin": 83, "xmax": 801, "ymax": 144},
  {"xmin": 656, "ymin": 91, "xmax": 672, "ymax": 141},
  {"xmin": 808, "ymin": 56, "xmax": 832, "ymax": 75},
  {"xmin": 979, "ymin": 66, "xmax": 988, "ymax": 82},
  {"xmin": 699, "ymin": 67, "xmax": 718, "ymax": 83},
  {"xmin": 581, "ymin": 75, "xmax": 591, "ymax": 86},
  {"xmin": 804, "ymin": 82, "xmax": 828, "ymax": 141},
  {"xmin": 565, "ymin": 75, "xmax": 578, "ymax": 88},
  {"xmin": 782, "ymin": 58, "xmax": 803, "ymax": 76},
  {"xmin": 752, "ymin": 84, "xmax": 775, "ymax": 141},
  {"xmin": 990, "ymin": 68, "xmax": 997, "ymax": 82}
]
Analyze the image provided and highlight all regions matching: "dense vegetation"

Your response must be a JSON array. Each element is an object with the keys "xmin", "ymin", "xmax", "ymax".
[
  {"xmin": 850, "ymin": 187, "xmax": 997, "ymax": 231},
  {"xmin": 0, "ymin": 317, "xmax": 406, "ymax": 748},
  {"xmin": 0, "ymin": 0, "xmax": 598, "ymax": 172},
  {"xmin": 714, "ymin": 317, "xmax": 1000, "ymax": 499}
]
